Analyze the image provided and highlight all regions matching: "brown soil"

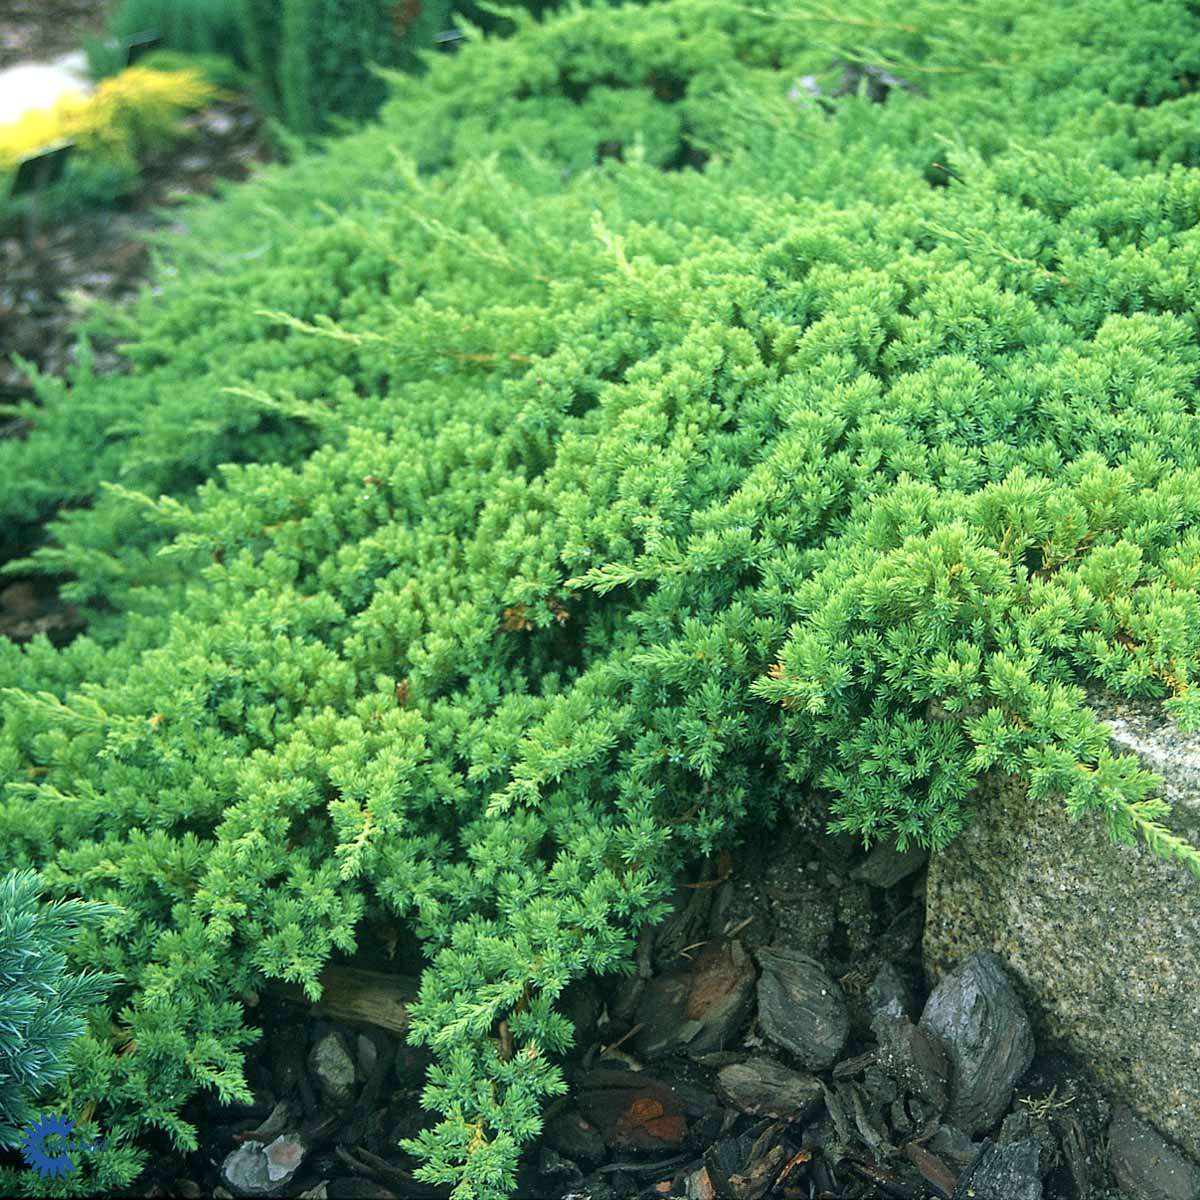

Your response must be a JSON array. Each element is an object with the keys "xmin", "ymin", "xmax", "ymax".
[{"xmin": 0, "ymin": 0, "xmax": 110, "ymax": 68}]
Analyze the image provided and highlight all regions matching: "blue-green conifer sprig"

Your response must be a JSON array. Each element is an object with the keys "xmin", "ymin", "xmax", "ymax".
[{"xmin": 0, "ymin": 869, "xmax": 121, "ymax": 1155}]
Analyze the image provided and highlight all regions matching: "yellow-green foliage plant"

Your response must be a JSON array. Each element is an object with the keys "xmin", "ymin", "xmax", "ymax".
[
  {"xmin": 4, "ymin": 0, "xmax": 1200, "ymax": 1196},
  {"xmin": 0, "ymin": 66, "xmax": 217, "ymax": 182}
]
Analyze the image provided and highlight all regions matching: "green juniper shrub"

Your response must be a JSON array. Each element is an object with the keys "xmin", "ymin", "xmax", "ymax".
[
  {"xmin": 238, "ymin": 0, "xmax": 453, "ymax": 135},
  {"xmin": 233, "ymin": 0, "xmax": 283, "ymax": 118},
  {"xmin": 0, "ymin": 870, "xmax": 120, "ymax": 1153},
  {"xmin": 87, "ymin": 0, "xmax": 246, "ymax": 81},
  {"xmin": 5, "ymin": 0, "xmax": 1200, "ymax": 1197},
  {"xmin": 449, "ymin": 0, "xmax": 657, "ymax": 43},
  {"xmin": 111, "ymin": 0, "xmax": 244, "ymax": 59}
]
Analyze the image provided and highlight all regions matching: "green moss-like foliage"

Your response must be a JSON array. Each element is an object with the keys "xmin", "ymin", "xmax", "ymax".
[{"xmin": 4, "ymin": 0, "xmax": 1200, "ymax": 1195}]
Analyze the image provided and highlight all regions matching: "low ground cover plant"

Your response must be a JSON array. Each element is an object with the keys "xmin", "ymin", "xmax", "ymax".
[
  {"xmin": 4, "ymin": 0, "xmax": 1200, "ymax": 1196},
  {"xmin": 0, "ymin": 65, "xmax": 219, "ymax": 230}
]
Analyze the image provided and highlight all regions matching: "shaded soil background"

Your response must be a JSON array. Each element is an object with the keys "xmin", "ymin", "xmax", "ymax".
[{"xmin": 0, "ymin": 0, "xmax": 109, "ymax": 69}]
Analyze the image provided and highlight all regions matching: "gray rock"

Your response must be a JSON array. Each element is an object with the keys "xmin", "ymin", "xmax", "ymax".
[
  {"xmin": 1108, "ymin": 1105, "xmax": 1200, "ymax": 1200},
  {"xmin": 851, "ymin": 837, "xmax": 928, "ymax": 889},
  {"xmin": 543, "ymin": 1109, "xmax": 607, "ymax": 1166},
  {"xmin": 308, "ymin": 1031, "xmax": 356, "ymax": 1104},
  {"xmin": 862, "ymin": 1064, "xmax": 898, "ymax": 1107},
  {"xmin": 220, "ymin": 1134, "xmax": 307, "ymax": 1197},
  {"xmin": 998, "ymin": 1110, "xmax": 1057, "ymax": 1180},
  {"xmin": 923, "ymin": 689, "xmax": 1200, "ymax": 1164},
  {"xmin": 952, "ymin": 1138, "xmax": 1042, "ymax": 1200},
  {"xmin": 536, "ymin": 1146, "xmax": 584, "ymax": 1192},
  {"xmin": 263, "ymin": 1135, "xmax": 307, "ymax": 1186},
  {"xmin": 221, "ymin": 1144, "xmax": 272, "ymax": 1198},
  {"xmin": 755, "ymin": 946, "xmax": 848, "ymax": 1070},
  {"xmin": 830, "ymin": 60, "xmax": 928, "ymax": 102},
  {"xmin": 684, "ymin": 1165, "xmax": 713, "ymax": 1200},
  {"xmin": 872, "ymin": 1012, "xmax": 950, "ymax": 1112},
  {"xmin": 355, "ymin": 1033, "xmax": 377, "ymax": 1079},
  {"xmin": 928, "ymin": 1124, "xmax": 980, "ymax": 1170},
  {"xmin": 919, "ymin": 951, "xmax": 1034, "ymax": 1136},
  {"xmin": 867, "ymin": 961, "xmax": 917, "ymax": 1021},
  {"xmin": 633, "ymin": 938, "xmax": 756, "ymax": 1060},
  {"xmin": 716, "ymin": 1055, "xmax": 823, "ymax": 1122}
]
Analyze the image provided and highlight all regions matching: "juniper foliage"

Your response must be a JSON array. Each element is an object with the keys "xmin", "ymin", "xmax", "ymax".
[
  {"xmin": 237, "ymin": 0, "xmax": 452, "ymax": 134},
  {"xmin": 86, "ymin": 0, "xmax": 245, "ymax": 81},
  {"xmin": 110, "ymin": 0, "xmax": 244, "ymax": 64},
  {"xmin": 4, "ymin": 0, "xmax": 1200, "ymax": 1196},
  {"xmin": 0, "ymin": 871, "xmax": 119, "ymax": 1151}
]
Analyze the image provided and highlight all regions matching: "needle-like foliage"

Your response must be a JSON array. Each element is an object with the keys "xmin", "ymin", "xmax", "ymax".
[
  {"xmin": 3, "ymin": 0, "xmax": 1200, "ymax": 1195},
  {"xmin": 0, "ymin": 871, "xmax": 119, "ymax": 1154}
]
